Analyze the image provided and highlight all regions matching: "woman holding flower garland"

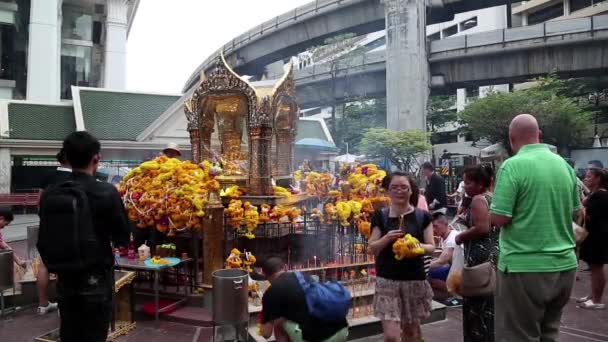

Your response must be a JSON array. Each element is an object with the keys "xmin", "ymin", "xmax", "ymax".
[{"xmin": 368, "ymin": 171, "xmax": 435, "ymax": 342}]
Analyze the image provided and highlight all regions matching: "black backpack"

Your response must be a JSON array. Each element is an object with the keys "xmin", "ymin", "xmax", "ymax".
[{"xmin": 37, "ymin": 181, "xmax": 103, "ymax": 273}]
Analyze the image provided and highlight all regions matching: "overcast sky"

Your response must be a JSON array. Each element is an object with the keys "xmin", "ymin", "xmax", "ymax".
[{"xmin": 126, "ymin": 0, "xmax": 312, "ymax": 94}]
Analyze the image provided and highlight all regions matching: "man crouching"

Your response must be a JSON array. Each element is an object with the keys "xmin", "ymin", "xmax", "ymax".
[{"xmin": 260, "ymin": 257, "xmax": 349, "ymax": 342}]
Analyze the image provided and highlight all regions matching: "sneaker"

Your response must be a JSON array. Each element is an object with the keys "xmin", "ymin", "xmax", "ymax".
[
  {"xmin": 576, "ymin": 295, "xmax": 590, "ymax": 303},
  {"xmin": 578, "ymin": 299, "xmax": 606, "ymax": 310},
  {"xmin": 443, "ymin": 297, "xmax": 463, "ymax": 307},
  {"xmin": 38, "ymin": 302, "xmax": 58, "ymax": 315}
]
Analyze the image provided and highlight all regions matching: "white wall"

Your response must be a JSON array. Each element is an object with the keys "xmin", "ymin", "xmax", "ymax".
[{"xmin": 427, "ymin": 6, "xmax": 508, "ymax": 38}]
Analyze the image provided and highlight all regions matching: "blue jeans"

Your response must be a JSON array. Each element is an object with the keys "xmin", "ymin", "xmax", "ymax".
[{"xmin": 428, "ymin": 265, "xmax": 450, "ymax": 281}]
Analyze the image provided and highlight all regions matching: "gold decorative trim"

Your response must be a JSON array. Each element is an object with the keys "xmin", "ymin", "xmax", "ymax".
[
  {"xmin": 114, "ymin": 271, "xmax": 136, "ymax": 293},
  {"xmin": 107, "ymin": 321, "xmax": 137, "ymax": 342}
]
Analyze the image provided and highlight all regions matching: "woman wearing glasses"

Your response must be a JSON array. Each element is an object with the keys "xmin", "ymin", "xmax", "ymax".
[{"xmin": 369, "ymin": 171, "xmax": 435, "ymax": 342}]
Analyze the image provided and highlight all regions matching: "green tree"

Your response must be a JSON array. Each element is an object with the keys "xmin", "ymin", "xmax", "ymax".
[
  {"xmin": 459, "ymin": 76, "xmax": 593, "ymax": 155},
  {"xmin": 427, "ymin": 95, "xmax": 458, "ymax": 133},
  {"xmin": 338, "ymin": 98, "xmax": 386, "ymax": 154},
  {"xmin": 360, "ymin": 128, "xmax": 431, "ymax": 171}
]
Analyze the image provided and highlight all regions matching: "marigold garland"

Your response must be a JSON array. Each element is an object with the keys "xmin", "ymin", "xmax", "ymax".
[{"xmin": 118, "ymin": 156, "xmax": 220, "ymax": 232}]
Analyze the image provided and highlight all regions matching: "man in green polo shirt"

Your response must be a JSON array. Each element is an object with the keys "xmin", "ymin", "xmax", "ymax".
[{"xmin": 491, "ymin": 114, "xmax": 580, "ymax": 342}]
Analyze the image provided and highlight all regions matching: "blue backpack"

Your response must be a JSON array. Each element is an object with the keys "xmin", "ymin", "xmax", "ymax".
[{"xmin": 294, "ymin": 271, "xmax": 352, "ymax": 322}]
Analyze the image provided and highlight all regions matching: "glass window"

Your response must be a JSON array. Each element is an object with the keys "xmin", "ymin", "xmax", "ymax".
[
  {"xmin": 570, "ymin": 0, "xmax": 594, "ymax": 13},
  {"xmin": 0, "ymin": 25, "xmax": 16, "ymax": 80},
  {"xmin": 528, "ymin": 3, "xmax": 564, "ymax": 25},
  {"xmin": 460, "ymin": 17, "xmax": 478, "ymax": 31},
  {"xmin": 61, "ymin": 45, "xmax": 91, "ymax": 99},
  {"xmin": 442, "ymin": 25, "xmax": 458, "ymax": 38},
  {"xmin": 62, "ymin": 6, "xmax": 93, "ymax": 41}
]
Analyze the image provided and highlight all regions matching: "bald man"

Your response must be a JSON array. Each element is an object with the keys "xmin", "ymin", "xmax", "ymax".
[{"xmin": 490, "ymin": 114, "xmax": 581, "ymax": 342}]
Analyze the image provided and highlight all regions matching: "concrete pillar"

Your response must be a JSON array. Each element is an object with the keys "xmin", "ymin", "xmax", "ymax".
[
  {"xmin": 383, "ymin": 0, "xmax": 429, "ymax": 131},
  {"xmin": 0, "ymin": 148, "xmax": 11, "ymax": 193},
  {"xmin": 521, "ymin": 12, "xmax": 528, "ymax": 26},
  {"xmin": 104, "ymin": 0, "xmax": 128, "ymax": 90},
  {"xmin": 456, "ymin": 88, "xmax": 467, "ymax": 112},
  {"xmin": 26, "ymin": 0, "xmax": 61, "ymax": 102},
  {"xmin": 564, "ymin": 0, "xmax": 571, "ymax": 16}
]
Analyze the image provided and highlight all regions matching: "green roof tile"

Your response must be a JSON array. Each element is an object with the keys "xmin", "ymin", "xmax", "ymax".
[
  {"xmin": 296, "ymin": 120, "xmax": 330, "ymax": 142},
  {"xmin": 8, "ymin": 103, "xmax": 75, "ymax": 140},
  {"xmin": 80, "ymin": 90, "xmax": 179, "ymax": 141}
]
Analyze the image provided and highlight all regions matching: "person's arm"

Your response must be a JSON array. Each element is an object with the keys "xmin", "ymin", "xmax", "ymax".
[
  {"xmin": 108, "ymin": 187, "xmax": 130, "ymax": 247},
  {"xmin": 457, "ymin": 195, "xmax": 491, "ymax": 244},
  {"xmin": 490, "ymin": 164, "xmax": 517, "ymax": 228},
  {"xmin": 430, "ymin": 247, "xmax": 454, "ymax": 268},
  {"xmin": 572, "ymin": 175, "xmax": 583, "ymax": 223},
  {"xmin": 1, "ymin": 240, "xmax": 26, "ymax": 267},
  {"xmin": 420, "ymin": 222, "xmax": 435, "ymax": 254},
  {"xmin": 261, "ymin": 321, "xmax": 274, "ymax": 339},
  {"xmin": 0, "ymin": 240, "xmax": 10, "ymax": 250},
  {"xmin": 261, "ymin": 289, "xmax": 280, "ymax": 339},
  {"xmin": 368, "ymin": 227, "xmax": 402, "ymax": 257}
]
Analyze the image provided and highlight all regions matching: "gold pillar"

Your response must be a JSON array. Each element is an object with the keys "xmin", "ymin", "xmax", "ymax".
[
  {"xmin": 276, "ymin": 131, "xmax": 295, "ymax": 176},
  {"xmin": 189, "ymin": 129, "xmax": 201, "ymax": 163},
  {"xmin": 249, "ymin": 121, "xmax": 273, "ymax": 196},
  {"xmin": 202, "ymin": 203, "xmax": 225, "ymax": 286}
]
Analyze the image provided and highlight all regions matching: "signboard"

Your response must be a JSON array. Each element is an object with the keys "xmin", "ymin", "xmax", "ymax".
[{"xmin": 441, "ymin": 159, "xmax": 450, "ymax": 175}]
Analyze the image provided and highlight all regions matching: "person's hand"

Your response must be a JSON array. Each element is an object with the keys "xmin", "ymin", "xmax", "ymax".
[
  {"xmin": 383, "ymin": 230, "xmax": 404, "ymax": 243},
  {"xmin": 15, "ymin": 258, "xmax": 26, "ymax": 268},
  {"xmin": 455, "ymin": 234, "xmax": 464, "ymax": 245}
]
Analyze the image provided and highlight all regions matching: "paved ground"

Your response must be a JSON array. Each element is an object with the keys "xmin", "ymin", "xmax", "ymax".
[
  {"xmin": 2, "ymin": 214, "xmax": 39, "ymax": 243},
  {"xmin": 2, "ymin": 230, "xmax": 607, "ymax": 342},
  {"xmin": 1, "ymin": 263, "xmax": 606, "ymax": 342}
]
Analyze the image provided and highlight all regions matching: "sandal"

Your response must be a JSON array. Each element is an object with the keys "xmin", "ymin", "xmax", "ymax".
[
  {"xmin": 576, "ymin": 295, "xmax": 590, "ymax": 303},
  {"xmin": 578, "ymin": 300, "xmax": 606, "ymax": 310}
]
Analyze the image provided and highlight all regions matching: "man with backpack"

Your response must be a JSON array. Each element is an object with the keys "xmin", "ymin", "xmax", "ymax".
[
  {"xmin": 38, "ymin": 131, "xmax": 130, "ymax": 342},
  {"xmin": 260, "ymin": 257, "xmax": 349, "ymax": 342}
]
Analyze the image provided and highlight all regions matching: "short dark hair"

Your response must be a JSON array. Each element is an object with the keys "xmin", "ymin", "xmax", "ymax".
[
  {"xmin": 261, "ymin": 257, "xmax": 285, "ymax": 277},
  {"xmin": 432, "ymin": 212, "xmax": 446, "ymax": 221},
  {"xmin": 464, "ymin": 164, "xmax": 494, "ymax": 189},
  {"xmin": 0, "ymin": 206, "xmax": 14, "ymax": 222},
  {"xmin": 587, "ymin": 168, "xmax": 608, "ymax": 189},
  {"xmin": 588, "ymin": 160, "xmax": 604, "ymax": 169},
  {"xmin": 63, "ymin": 131, "xmax": 101, "ymax": 169},
  {"xmin": 421, "ymin": 162, "xmax": 434, "ymax": 171},
  {"xmin": 56, "ymin": 148, "xmax": 67, "ymax": 165},
  {"xmin": 381, "ymin": 171, "xmax": 420, "ymax": 207}
]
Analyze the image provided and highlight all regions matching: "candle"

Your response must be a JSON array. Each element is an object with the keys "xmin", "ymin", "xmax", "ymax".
[{"xmin": 314, "ymin": 256, "xmax": 317, "ymax": 268}]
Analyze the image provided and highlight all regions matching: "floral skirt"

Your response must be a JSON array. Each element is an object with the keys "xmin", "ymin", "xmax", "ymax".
[{"xmin": 373, "ymin": 277, "xmax": 433, "ymax": 324}]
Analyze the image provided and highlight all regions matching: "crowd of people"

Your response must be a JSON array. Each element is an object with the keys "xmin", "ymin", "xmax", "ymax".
[
  {"xmin": 0, "ymin": 113, "xmax": 606, "ymax": 342},
  {"xmin": 258, "ymin": 114, "xmax": 605, "ymax": 342}
]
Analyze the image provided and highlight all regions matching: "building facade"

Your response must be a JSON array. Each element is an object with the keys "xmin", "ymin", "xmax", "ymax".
[
  {"xmin": 0, "ymin": 0, "xmax": 139, "ymax": 102},
  {"xmin": 0, "ymin": 0, "xmax": 143, "ymax": 192},
  {"xmin": 513, "ymin": 0, "xmax": 608, "ymax": 26}
]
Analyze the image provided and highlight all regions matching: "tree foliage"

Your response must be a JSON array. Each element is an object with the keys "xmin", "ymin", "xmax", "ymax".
[
  {"xmin": 338, "ymin": 98, "xmax": 386, "ymax": 154},
  {"xmin": 360, "ymin": 128, "xmax": 431, "ymax": 171},
  {"xmin": 427, "ymin": 95, "xmax": 458, "ymax": 133},
  {"xmin": 459, "ymin": 76, "xmax": 594, "ymax": 155}
]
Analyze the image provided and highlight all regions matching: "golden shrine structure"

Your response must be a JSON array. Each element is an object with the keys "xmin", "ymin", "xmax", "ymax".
[
  {"xmin": 184, "ymin": 55, "xmax": 308, "ymax": 285},
  {"xmin": 184, "ymin": 54, "xmax": 299, "ymax": 197}
]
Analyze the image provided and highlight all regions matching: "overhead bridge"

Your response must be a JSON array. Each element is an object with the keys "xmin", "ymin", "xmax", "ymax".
[
  {"xmin": 294, "ymin": 14, "xmax": 608, "ymax": 108},
  {"xmin": 182, "ymin": 0, "xmax": 516, "ymax": 92}
]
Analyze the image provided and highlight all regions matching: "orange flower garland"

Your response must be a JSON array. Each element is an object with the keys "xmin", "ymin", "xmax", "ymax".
[{"xmin": 118, "ymin": 156, "xmax": 220, "ymax": 232}]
